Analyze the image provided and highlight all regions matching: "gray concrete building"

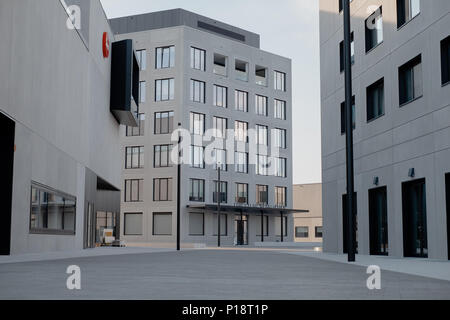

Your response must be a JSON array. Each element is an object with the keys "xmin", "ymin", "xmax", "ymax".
[
  {"xmin": 0, "ymin": 0, "xmax": 140, "ymax": 255},
  {"xmin": 320, "ymin": 0, "xmax": 450, "ymax": 259},
  {"xmin": 110, "ymin": 9, "xmax": 296, "ymax": 247}
]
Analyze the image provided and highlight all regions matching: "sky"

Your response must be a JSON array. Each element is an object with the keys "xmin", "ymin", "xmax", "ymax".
[{"xmin": 100, "ymin": 0, "xmax": 322, "ymax": 184}]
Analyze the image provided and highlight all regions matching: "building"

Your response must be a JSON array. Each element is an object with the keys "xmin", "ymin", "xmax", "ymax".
[
  {"xmin": 110, "ymin": 9, "xmax": 299, "ymax": 247},
  {"xmin": 293, "ymin": 184, "xmax": 323, "ymax": 243},
  {"xmin": 320, "ymin": 0, "xmax": 450, "ymax": 259},
  {"xmin": 0, "ymin": 0, "xmax": 140, "ymax": 255}
]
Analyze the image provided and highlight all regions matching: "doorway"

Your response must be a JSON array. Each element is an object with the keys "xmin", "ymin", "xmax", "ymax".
[
  {"xmin": 234, "ymin": 214, "xmax": 248, "ymax": 245},
  {"xmin": 342, "ymin": 193, "xmax": 358, "ymax": 254},
  {"xmin": 369, "ymin": 187, "xmax": 388, "ymax": 255},
  {"xmin": 0, "ymin": 113, "xmax": 15, "ymax": 255},
  {"xmin": 402, "ymin": 179, "xmax": 428, "ymax": 258}
]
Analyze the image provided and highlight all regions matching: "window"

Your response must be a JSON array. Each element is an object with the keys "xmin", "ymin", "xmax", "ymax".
[
  {"xmin": 296, "ymin": 226, "xmax": 309, "ymax": 238},
  {"xmin": 340, "ymin": 96, "xmax": 355, "ymax": 135},
  {"xmin": 153, "ymin": 178, "xmax": 173, "ymax": 201},
  {"xmin": 255, "ymin": 66, "xmax": 267, "ymax": 86},
  {"xmin": 191, "ymin": 47, "xmax": 206, "ymax": 71},
  {"xmin": 274, "ymin": 99, "xmax": 286, "ymax": 120},
  {"xmin": 399, "ymin": 55, "xmax": 423, "ymax": 106},
  {"xmin": 367, "ymin": 78, "xmax": 385, "ymax": 122},
  {"xmin": 315, "ymin": 226, "xmax": 323, "ymax": 238},
  {"xmin": 124, "ymin": 213, "xmax": 143, "ymax": 235},
  {"xmin": 213, "ymin": 85, "xmax": 227, "ymax": 108},
  {"xmin": 273, "ymin": 128, "xmax": 287, "ymax": 149},
  {"xmin": 155, "ymin": 78, "xmax": 175, "ymax": 101},
  {"xmin": 124, "ymin": 179, "xmax": 144, "ymax": 202},
  {"xmin": 154, "ymin": 111, "xmax": 174, "ymax": 135},
  {"xmin": 235, "ymin": 90, "xmax": 248, "ymax": 112},
  {"xmin": 213, "ymin": 149, "xmax": 227, "ymax": 171},
  {"xmin": 213, "ymin": 116, "xmax": 227, "ymax": 139},
  {"xmin": 256, "ymin": 185, "xmax": 268, "ymax": 205},
  {"xmin": 255, "ymin": 95, "xmax": 268, "ymax": 116},
  {"xmin": 213, "ymin": 181, "xmax": 228, "ymax": 203},
  {"xmin": 190, "ymin": 145, "xmax": 205, "ymax": 169},
  {"xmin": 256, "ymin": 215, "xmax": 269, "ymax": 237},
  {"xmin": 126, "ymin": 113, "xmax": 145, "ymax": 136},
  {"xmin": 256, "ymin": 125, "xmax": 268, "ymax": 146},
  {"xmin": 365, "ymin": 7, "xmax": 383, "ymax": 52},
  {"xmin": 235, "ymin": 152, "xmax": 248, "ymax": 174},
  {"xmin": 154, "ymin": 145, "xmax": 173, "ymax": 168},
  {"xmin": 125, "ymin": 146, "xmax": 144, "ymax": 169},
  {"xmin": 274, "ymin": 158, "xmax": 287, "ymax": 178},
  {"xmin": 29, "ymin": 183, "xmax": 76, "ymax": 234},
  {"xmin": 397, "ymin": 0, "xmax": 420, "ymax": 28},
  {"xmin": 235, "ymin": 121, "xmax": 248, "ymax": 142},
  {"xmin": 235, "ymin": 59, "xmax": 248, "ymax": 81},
  {"xmin": 236, "ymin": 183, "xmax": 248, "ymax": 204},
  {"xmin": 136, "ymin": 49, "xmax": 147, "ymax": 71},
  {"xmin": 275, "ymin": 187, "xmax": 287, "ymax": 206},
  {"xmin": 275, "ymin": 216, "xmax": 288, "ymax": 236},
  {"xmin": 139, "ymin": 81, "xmax": 146, "ymax": 103},
  {"xmin": 156, "ymin": 46, "xmax": 175, "ymax": 69},
  {"xmin": 190, "ymin": 112, "xmax": 205, "ymax": 136},
  {"xmin": 339, "ymin": 32, "xmax": 354, "ymax": 72},
  {"xmin": 189, "ymin": 212, "xmax": 204, "ymax": 236},
  {"xmin": 274, "ymin": 71, "xmax": 286, "ymax": 91},
  {"xmin": 441, "ymin": 35, "xmax": 450, "ymax": 86},
  {"xmin": 256, "ymin": 155, "xmax": 269, "ymax": 176},
  {"xmin": 213, "ymin": 53, "xmax": 227, "ymax": 76},
  {"xmin": 152, "ymin": 212, "xmax": 172, "ymax": 236},
  {"xmin": 189, "ymin": 179, "xmax": 205, "ymax": 202},
  {"xmin": 213, "ymin": 214, "xmax": 228, "ymax": 236},
  {"xmin": 190, "ymin": 79, "xmax": 205, "ymax": 103}
]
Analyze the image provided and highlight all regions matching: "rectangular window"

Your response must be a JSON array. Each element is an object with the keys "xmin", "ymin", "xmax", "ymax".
[
  {"xmin": 136, "ymin": 49, "xmax": 147, "ymax": 71},
  {"xmin": 441, "ymin": 35, "xmax": 450, "ymax": 86},
  {"xmin": 190, "ymin": 79, "xmax": 205, "ymax": 103},
  {"xmin": 153, "ymin": 212, "xmax": 172, "ymax": 235},
  {"xmin": 191, "ymin": 47, "xmax": 206, "ymax": 71},
  {"xmin": 213, "ymin": 149, "xmax": 227, "ymax": 171},
  {"xmin": 154, "ymin": 145, "xmax": 173, "ymax": 168},
  {"xmin": 256, "ymin": 185, "xmax": 268, "ymax": 205},
  {"xmin": 296, "ymin": 226, "xmax": 309, "ymax": 238},
  {"xmin": 256, "ymin": 155, "xmax": 269, "ymax": 176},
  {"xmin": 189, "ymin": 179, "xmax": 205, "ymax": 202},
  {"xmin": 255, "ymin": 95, "xmax": 268, "ymax": 116},
  {"xmin": 399, "ymin": 55, "xmax": 423, "ymax": 106},
  {"xmin": 139, "ymin": 81, "xmax": 146, "ymax": 103},
  {"xmin": 315, "ymin": 226, "xmax": 323, "ymax": 238},
  {"xmin": 235, "ymin": 60, "xmax": 248, "ymax": 81},
  {"xmin": 213, "ymin": 181, "xmax": 228, "ymax": 203},
  {"xmin": 275, "ymin": 158, "xmax": 287, "ymax": 178},
  {"xmin": 235, "ymin": 121, "xmax": 248, "ymax": 142},
  {"xmin": 256, "ymin": 125, "xmax": 268, "ymax": 146},
  {"xmin": 29, "ymin": 183, "xmax": 76, "ymax": 234},
  {"xmin": 275, "ymin": 216, "xmax": 288, "ymax": 236},
  {"xmin": 235, "ymin": 90, "xmax": 248, "ymax": 112},
  {"xmin": 190, "ymin": 145, "xmax": 205, "ymax": 169},
  {"xmin": 213, "ymin": 53, "xmax": 227, "ymax": 76},
  {"xmin": 124, "ymin": 213, "xmax": 143, "ymax": 235},
  {"xmin": 274, "ymin": 99, "xmax": 286, "ymax": 120},
  {"xmin": 153, "ymin": 178, "xmax": 173, "ymax": 202},
  {"xmin": 236, "ymin": 183, "xmax": 248, "ymax": 204},
  {"xmin": 340, "ymin": 96, "xmax": 355, "ymax": 135},
  {"xmin": 190, "ymin": 112, "xmax": 205, "ymax": 136},
  {"xmin": 274, "ymin": 71, "xmax": 286, "ymax": 91},
  {"xmin": 213, "ymin": 214, "xmax": 228, "ymax": 236},
  {"xmin": 255, "ymin": 66, "xmax": 267, "ymax": 86},
  {"xmin": 273, "ymin": 128, "xmax": 287, "ymax": 149},
  {"xmin": 124, "ymin": 179, "xmax": 144, "ymax": 202},
  {"xmin": 275, "ymin": 186, "xmax": 287, "ymax": 206},
  {"xmin": 213, "ymin": 116, "xmax": 227, "ymax": 139},
  {"xmin": 367, "ymin": 78, "xmax": 385, "ymax": 122},
  {"xmin": 154, "ymin": 111, "xmax": 174, "ymax": 135},
  {"xmin": 365, "ymin": 7, "xmax": 383, "ymax": 52},
  {"xmin": 189, "ymin": 212, "xmax": 204, "ymax": 236},
  {"xmin": 235, "ymin": 152, "xmax": 248, "ymax": 174},
  {"xmin": 126, "ymin": 113, "xmax": 145, "ymax": 137},
  {"xmin": 397, "ymin": 0, "xmax": 420, "ymax": 28},
  {"xmin": 155, "ymin": 78, "xmax": 175, "ymax": 101},
  {"xmin": 213, "ymin": 85, "xmax": 227, "ymax": 108},
  {"xmin": 125, "ymin": 146, "xmax": 144, "ymax": 169},
  {"xmin": 156, "ymin": 46, "xmax": 175, "ymax": 69},
  {"xmin": 340, "ymin": 32, "xmax": 354, "ymax": 72},
  {"xmin": 256, "ymin": 215, "xmax": 269, "ymax": 237}
]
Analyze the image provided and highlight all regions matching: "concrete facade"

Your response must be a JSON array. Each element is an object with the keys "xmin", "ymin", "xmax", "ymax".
[
  {"xmin": 293, "ymin": 184, "xmax": 323, "ymax": 243},
  {"xmin": 111, "ymin": 9, "xmax": 294, "ymax": 247},
  {"xmin": 320, "ymin": 0, "xmax": 450, "ymax": 259}
]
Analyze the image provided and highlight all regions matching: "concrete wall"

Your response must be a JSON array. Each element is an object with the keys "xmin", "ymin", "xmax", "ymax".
[
  {"xmin": 320, "ymin": 0, "xmax": 450, "ymax": 259},
  {"xmin": 293, "ymin": 184, "xmax": 323, "ymax": 243}
]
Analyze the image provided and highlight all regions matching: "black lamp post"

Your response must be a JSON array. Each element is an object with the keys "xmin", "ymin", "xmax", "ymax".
[
  {"xmin": 343, "ymin": 0, "xmax": 356, "ymax": 262},
  {"xmin": 176, "ymin": 123, "xmax": 181, "ymax": 251},
  {"xmin": 217, "ymin": 166, "xmax": 221, "ymax": 247}
]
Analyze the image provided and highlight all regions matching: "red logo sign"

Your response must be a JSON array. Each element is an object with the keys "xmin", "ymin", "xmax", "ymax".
[{"xmin": 102, "ymin": 32, "xmax": 110, "ymax": 58}]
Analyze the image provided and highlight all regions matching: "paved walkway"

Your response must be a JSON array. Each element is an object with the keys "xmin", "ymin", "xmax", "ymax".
[{"xmin": 1, "ymin": 248, "xmax": 450, "ymax": 300}]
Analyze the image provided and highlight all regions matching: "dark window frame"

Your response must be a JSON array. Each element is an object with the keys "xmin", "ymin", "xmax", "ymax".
[{"xmin": 366, "ymin": 78, "xmax": 385, "ymax": 122}]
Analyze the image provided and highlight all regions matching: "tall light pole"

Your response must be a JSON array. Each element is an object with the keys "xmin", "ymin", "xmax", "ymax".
[
  {"xmin": 217, "ymin": 165, "xmax": 221, "ymax": 247},
  {"xmin": 176, "ymin": 123, "xmax": 181, "ymax": 251},
  {"xmin": 343, "ymin": 0, "xmax": 356, "ymax": 262}
]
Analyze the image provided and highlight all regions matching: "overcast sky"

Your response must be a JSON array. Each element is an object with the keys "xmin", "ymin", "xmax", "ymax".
[{"xmin": 101, "ymin": 0, "xmax": 322, "ymax": 184}]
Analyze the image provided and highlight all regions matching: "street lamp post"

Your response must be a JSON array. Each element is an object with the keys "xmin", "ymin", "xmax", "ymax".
[
  {"xmin": 343, "ymin": 0, "xmax": 356, "ymax": 262},
  {"xmin": 217, "ymin": 166, "xmax": 221, "ymax": 247},
  {"xmin": 176, "ymin": 123, "xmax": 181, "ymax": 251}
]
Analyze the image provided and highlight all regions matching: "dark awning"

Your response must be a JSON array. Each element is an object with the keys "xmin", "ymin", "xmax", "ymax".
[{"xmin": 186, "ymin": 204, "xmax": 308, "ymax": 214}]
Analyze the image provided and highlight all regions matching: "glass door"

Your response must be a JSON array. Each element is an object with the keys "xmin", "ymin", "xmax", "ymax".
[
  {"xmin": 369, "ymin": 187, "xmax": 388, "ymax": 255},
  {"xmin": 234, "ymin": 214, "xmax": 248, "ymax": 245}
]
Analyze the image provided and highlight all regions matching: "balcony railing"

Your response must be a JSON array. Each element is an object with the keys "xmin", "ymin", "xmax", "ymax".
[
  {"xmin": 255, "ymin": 75, "xmax": 267, "ymax": 86},
  {"xmin": 213, "ymin": 64, "xmax": 227, "ymax": 76},
  {"xmin": 235, "ymin": 70, "xmax": 248, "ymax": 82}
]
